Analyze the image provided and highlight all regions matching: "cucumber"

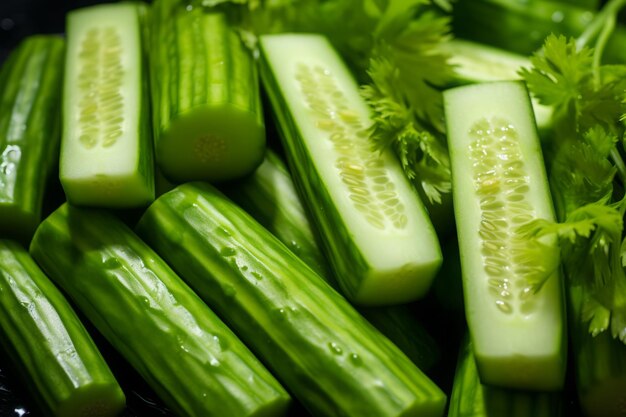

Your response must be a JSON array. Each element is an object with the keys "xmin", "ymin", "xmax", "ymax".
[
  {"xmin": 441, "ymin": 39, "xmax": 553, "ymax": 134},
  {"xmin": 149, "ymin": 0, "xmax": 265, "ymax": 183},
  {"xmin": 444, "ymin": 81, "xmax": 567, "ymax": 390},
  {"xmin": 29, "ymin": 204, "xmax": 291, "ymax": 417},
  {"xmin": 222, "ymin": 150, "xmax": 441, "ymax": 372},
  {"xmin": 448, "ymin": 334, "xmax": 563, "ymax": 417},
  {"xmin": 136, "ymin": 182, "xmax": 448, "ymax": 417},
  {"xmin": 0, "ymin": 240, "xmax": 125, "ymax": 417},
  {"xmin": 0, "ymin": 35, "xmax": 64, "ymax": 244},
  {"xmin": 60, "ymin": 2, "xmax": 154, "ymax": 207},
  {"xmin": 220, "ymin": 150, "xmax": 332, "ymax": 279},
  {"xmin": 258, "ymin": 33, "xmax": 442, "ymax": 305}
]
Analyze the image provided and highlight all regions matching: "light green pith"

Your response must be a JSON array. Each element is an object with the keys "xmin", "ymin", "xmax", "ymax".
[
  {"xmin": 295, "ymin": 63, "xmax": 407, "ymax": 230},
  {"xmin": 78, "ymin": 27, "xmax": 124, "ymax": 149},
  {"xmin": 469, "ymin": 117, "xmax": 543, "ymax": 316}
]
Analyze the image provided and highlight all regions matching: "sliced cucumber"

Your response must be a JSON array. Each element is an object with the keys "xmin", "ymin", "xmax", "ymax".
[
  {"xmin": 149, "ymin": 0, "xmax": 265, "ymax": 183},
  {"xmin": 136, "ymin": 182, "xmax": 447, "ymax": 417},
  {"xmin": 0, "ymin": 35, "xmax": 64, "ymax": 244},
  {"xmin": 61, "ymin": 2, "xmax": 154, "ymax": 207},
  {"xmin": 444, "ymin": 81, "xmax": 566, "ymax": 390},
  {"xmin": 259, "ymin": 33, "xmax": 442, "ymax": 305},
  {"xmin": 0, "ymin": 240, "xmax": 125, "ymax": 417},
  {"xmin": 29, "ymin": 204, "xmax": 291, "ymax": 417}
]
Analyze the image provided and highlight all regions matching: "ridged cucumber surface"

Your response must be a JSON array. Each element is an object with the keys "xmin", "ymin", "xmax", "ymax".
[
  {"xmin": 222, "ymin": 150, "xmax": 441, "ymax": 372},
  {"xmin": 136, "ymin": 182, "xmax": 447, "ymax": 417},
  {"xmin": 61, "ymin": 2, "xmax": 154, "ymax": 207},
  {"xmin": 447, "ymin": 334, "xmax": 562, "ymax": 417},
  {"xmin": 444, "ymin": 81, "xmax": 566, "ymax": 390},
  {"xmin": 29, "ymin": 204, "xmax": 290, "ymax": 417},
  {"xmin": 259, "ymin": 33, "xmax": 442, "ymax": 306},
  {"xmin": 0, "ymin": 35, "xmax": 64, "ymax": 244},
  {"xmin": 149, "ymin": 0, "xmax": 265, "ymax": 182},
  {"xmin": 0, "ymin": 240, "xmax": 125, "ymax": 417}
]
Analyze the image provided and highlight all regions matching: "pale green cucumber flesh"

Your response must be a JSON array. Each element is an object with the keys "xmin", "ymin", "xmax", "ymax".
[
  {"xmin": 136, "ymin": 182, "xmax": 447, "ymax": 417},
  {"xmin": 0, "ymin": 240, "xmax": 125, "ymax": 417},
  {"xmin": 0, "ymin": 36, "xmax": 64, "ymax": 244},
  {"xmin": 61, "ymin": 3, "xmax": 153, "ymax": 207},
  {"xmin": 444, "ymin": 81, "xmax": 566, "ymax": 390},
  {"xmin": 29, "ymin": 204, "xmax": 290, "ymax": 417},
  {"xmin": 150, "ymin": 2, "xmax": 265, "ymax": 183},
  {"xmin": 157, "ymin": 104, "xmax": 265, "ymax": 183},
  {"xmin": 448, "ymin": 334, "xmax": 563, "ymax": 417},
  {"xmin": 259, "ymin": 33, "xmax": 441, "ymax": 305}
]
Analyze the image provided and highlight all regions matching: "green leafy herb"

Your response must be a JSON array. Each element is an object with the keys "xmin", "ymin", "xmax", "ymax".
[{"xmin": 521, "ymin": 3, "xmax": 626, "ymax": 340}]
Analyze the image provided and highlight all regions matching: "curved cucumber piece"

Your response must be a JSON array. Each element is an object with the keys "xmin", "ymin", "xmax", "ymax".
[
  {"xmin": 259, "ymin": 33, "xmax": 442, "ymax": 305},
  {"xmin": 136, "ymin": 182, "xmax": 447, "ymax": 417},
  {"xmin": 222, "ymin": 150, "xmax": 441, "ymax": 372},
  {"xmin": 0, "ymin": 240, "xmax": 125, "ymax": 417},
  {"xmin": 29, "ymin": 204, "xmax": 290, "ymax": 417},
  {"xmin": 444, "ymin": 81, "xmax": 566, "ymax": 390},
  {"xmin": 149, "ymin": 0, "xmax": 265, "ymax": 182},
  {"xmin": 448, "ymin": 334, "xmax": 562, "ymax": 417},
  {"xmin": 0, "ymin": 35, "xmax": 64, "ymax": 244},
  {"xmin": 61, "ymin": 3, "xmax": 154, "ymax": 207}
]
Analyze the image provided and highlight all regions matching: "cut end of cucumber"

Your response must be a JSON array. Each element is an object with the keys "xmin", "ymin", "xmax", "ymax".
[
  {"xmin": 61, "ymin": 171, "xmax": 154, "ymax": 208},
  {"xmin": 398, "ymin": 395, "xmax": 447, "ymax": 417},
  {"xmin": 247, "ymin": 396, "xmax": 291, "ymax": 417},
  {"xmin": 354, "ymin": 257, "xmax": 443, "ymax": 306},
  {"xmin": 474, "ymin": 348, "xmax": 566, "ymax": 391},
  {"xmin": 157, "ymin": 104, "xmax": 266, "ymax": 183},
  {"xmin": 53, "ymin": 382, "xmax": 126, "ymax": 417}
]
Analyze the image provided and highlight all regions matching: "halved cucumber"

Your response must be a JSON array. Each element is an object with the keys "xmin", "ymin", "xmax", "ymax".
[
  {"xmin": 149, "ymin": 0, "xmax": 265, "ymax": 183},
  {"xmin": 444, "ymin": 81, "xmax": 566, "ymax": 390},
  {"xmin": 259, "ymin": 33, "xmax": 442, "ymax": 305},
  {"xmin": 61, "ymin": 2, "xmax": 154, "ymax": 207}
]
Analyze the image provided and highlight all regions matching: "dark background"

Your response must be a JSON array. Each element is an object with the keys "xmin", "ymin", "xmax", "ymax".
[{"xmin": 0, "ymin": 0, "xmax": 117, "ymax": 64}]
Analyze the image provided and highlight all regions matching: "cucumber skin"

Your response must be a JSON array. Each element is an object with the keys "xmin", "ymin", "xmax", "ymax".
[
  {"xmin": 258, "ymin": 35, "xmax": 441, "ymax": 305},
  {"xmin": 136, "ymin": 182, "xmax": 447, "ymax": 417},
  {"xmin": 149, "ymin": 0, "xmax": 265, "ymax": 182},
  {"xmin": 0, "ymin": 239, "xmax": 125, "ymax": 417},
  {"xmin": 448, "ymin": 334, "xmax": 562, "ymax": 417},
  {"xmin": 222, "ymin": 150, "xmax": 441, "ymax": 372},
  {"xmin": 0, "ymin": 35, "xmax": 64, "ymax": 244},
  {"xmin": 29, "ymin": 204, "xmax": 290, "ymax": 417},
  {"xmin": 61, "ymin": 3, "xmax": 154, "ymax": 208}
]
